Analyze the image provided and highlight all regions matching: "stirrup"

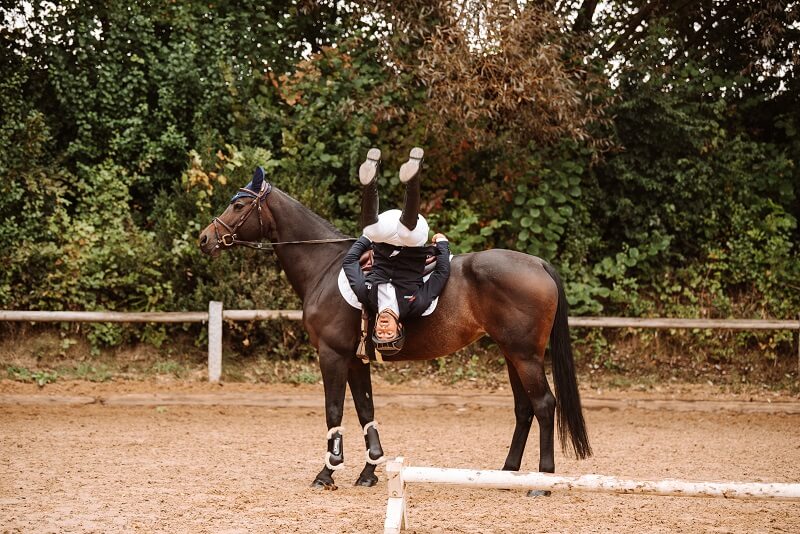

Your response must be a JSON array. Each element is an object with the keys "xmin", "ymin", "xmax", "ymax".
[
  {"xmin": 399, "ymin": 147, "xmax": 423, "ymax": 183},
  {"xmin": 359, "ymin": 148, "xmax": 381, "ymax": 185}
]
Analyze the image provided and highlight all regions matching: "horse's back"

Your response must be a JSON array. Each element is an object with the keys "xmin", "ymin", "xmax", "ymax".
[
  {"xmin": 454, "ymin": 248, "xmax": 551, "ymax": 280},
  {"xmin": 446, "ymin": 249, "xmax": 557, "ymax": 306},
  {"xmin": 397, "ymin": 249, "xmax": 559, "ymax": 360}
]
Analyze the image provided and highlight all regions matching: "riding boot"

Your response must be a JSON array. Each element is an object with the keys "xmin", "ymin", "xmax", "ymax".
[
  {"xmin": 399, "ymin": 147, "xmax": 423, "ymax": 230},
  {"xmin": 360, "ymin": 179, "xmax": 380, "ymax": 230},
  {"xmin": 399, "ymin": 175, "xmax": 420, "ymax": 231},
  {"xmin": 400, "ymin": 177, "xmax": 419, "ymax": 230},
  {"xmin": 359, "ymin": 148, "xmax": 381, "ymax": 230}
]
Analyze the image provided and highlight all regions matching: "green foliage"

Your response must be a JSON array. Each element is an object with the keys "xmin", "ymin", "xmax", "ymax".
[
  {"xmin": 151, "ymin": 360, "xmax": 186, "ymax": 378},
  {"xmin": 287, "ymin": 369, "xmax": 321, "ymax": 385},
  {"xmin": 511, "ymin": 144, "xmax": 587, "ymax": 260},
  {"xmin": 426, "ymin": 199, "xmax": 508, "ymax": 254},
  {"xmin": 0, "ymin": 1, "xmax": 797, "ymax": 368},
  {"xmin": 1, "ymin": 160, "xmax": 173, "ymax": 345},
  {"xmin": 268, "ymin": 36, "xmax": 392, "ymax": 221},
  {"xmin": 7, "ymin": 366, "xmax": 58, "ymax": 387},
  {"xmin": 72, "ymin": 362, "xmax": 112, "ymax": 382},
  {"xmin": 584, "ymin": 26, "xmax": 799, "ymax": 319}
]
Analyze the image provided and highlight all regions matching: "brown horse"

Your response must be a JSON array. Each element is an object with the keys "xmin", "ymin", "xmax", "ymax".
[{"xmin": 198, "ymin": 168, "xmax": 591, "ymax": 490}]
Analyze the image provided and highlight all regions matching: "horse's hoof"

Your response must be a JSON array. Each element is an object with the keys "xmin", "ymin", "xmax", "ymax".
[
  {"xmin": 354, "ymin": 474, "xmax": 378, "ymax": 487},
  {"xmin": 526, "ymin": 490, "xmax": 552, "ymax": 497},
  {"xmin": 311, "ymin": 478, "xmax": 338, "ymax": 491}
]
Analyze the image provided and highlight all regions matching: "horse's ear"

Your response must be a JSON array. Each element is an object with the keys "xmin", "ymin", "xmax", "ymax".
[{"xmin": 251, "ymin": 166, "xmax": 265, "ymax": 192}]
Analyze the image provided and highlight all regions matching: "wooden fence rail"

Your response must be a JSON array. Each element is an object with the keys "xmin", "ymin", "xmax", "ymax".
[
  {"xmin": 568, "ymin": 317, "xmax": 799, "ymax": 330},
  {"xmin": 1, "ymin": 305, "xmax": 798, "ymax": 381},
  {"xmin": 0, "ymin": 309, "xmax": 303, "ymax": 323}
]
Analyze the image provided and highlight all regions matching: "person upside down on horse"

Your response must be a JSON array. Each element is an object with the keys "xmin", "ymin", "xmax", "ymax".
[{"xmin": 342, "ymin": 147, "xmax": 451, "ymax": 358}]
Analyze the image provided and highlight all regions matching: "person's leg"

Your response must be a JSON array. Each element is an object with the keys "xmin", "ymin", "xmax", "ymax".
[
  {"xmin": 359, "ymin": 148, "xmax": 381, "ymax": 230},
  {"xmin": 396, "ymin": 215, "xmax": 429, "ymax": 247},
  {"xmin": 399, "ymin": 147, "xmax": 423, "ymax": 232},
  {"xmin": 364, "ymin": 210, "xmax": 404, "ymax": 245}
]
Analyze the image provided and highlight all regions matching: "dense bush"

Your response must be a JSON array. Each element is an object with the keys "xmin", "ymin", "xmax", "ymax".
[{"xmin": 1, "ymin": 1, "xmax": 797, "ymax": 365}]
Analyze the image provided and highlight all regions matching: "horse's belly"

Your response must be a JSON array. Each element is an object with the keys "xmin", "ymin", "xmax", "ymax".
[{"xmin": 392, "ymin": 298, "xmax": 484, "ymax": 360}]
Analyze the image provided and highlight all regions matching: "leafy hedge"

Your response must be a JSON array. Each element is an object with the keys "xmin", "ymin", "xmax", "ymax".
[{"xmin": 1, "ymin": 2, "xmax": 797, "ymax": 363}]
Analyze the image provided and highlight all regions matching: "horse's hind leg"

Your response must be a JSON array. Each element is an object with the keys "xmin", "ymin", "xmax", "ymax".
[
  {"xmin": 347, "ymin": 358, "xmax": 385, "ymax": 487},
  {"xmin": 500, "ymin": 345, "xmax": 557, "ymax": 475},
  {"xmin": 501, "ymin": 362, "xmax": 534, "ymax": 472}
]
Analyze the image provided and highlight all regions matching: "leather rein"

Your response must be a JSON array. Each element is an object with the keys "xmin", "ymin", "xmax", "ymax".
[{"xmin": 210, "ymin": 183, "xmax": 355, "ymax": 251}]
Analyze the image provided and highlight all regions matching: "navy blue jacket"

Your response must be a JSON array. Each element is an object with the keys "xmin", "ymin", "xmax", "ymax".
[{"xmin": 342, "ymin": 236, "xmax": 451, "ymax": 319}]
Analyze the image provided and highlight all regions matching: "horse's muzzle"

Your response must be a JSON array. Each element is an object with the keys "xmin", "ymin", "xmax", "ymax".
[{"xmin": 198, "ymin": 226, "xmax": 220, "ymax": 257}]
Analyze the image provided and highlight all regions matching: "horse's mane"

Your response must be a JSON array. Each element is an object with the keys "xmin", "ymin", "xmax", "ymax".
[{"xmin": 275, "ymin": 187, "xmax": 350, "ymax": 239}]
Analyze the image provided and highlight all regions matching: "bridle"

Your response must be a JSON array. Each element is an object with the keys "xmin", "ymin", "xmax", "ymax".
[
  {"xmin": 210, "ymin": 182, "xmax": 355, "ymax": 251},
  {"xmin": 210, "ymin": 181, "xmax": 273, "ymax": 250}
]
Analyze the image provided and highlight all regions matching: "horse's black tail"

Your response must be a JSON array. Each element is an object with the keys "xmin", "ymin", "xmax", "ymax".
[{"xmin": 542, "ymin": 262, "xmax": 592, "ymax": 460}]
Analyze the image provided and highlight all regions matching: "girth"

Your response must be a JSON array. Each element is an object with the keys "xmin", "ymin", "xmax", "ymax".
[{"xmin": 357, "ymin": 311, "xmax": 381, "ymax": 364}]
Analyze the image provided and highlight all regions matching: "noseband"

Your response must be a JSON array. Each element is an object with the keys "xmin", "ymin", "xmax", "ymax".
[{"xmin": 211, "ymin": 182, "xmax": 273, "ymax": 250}]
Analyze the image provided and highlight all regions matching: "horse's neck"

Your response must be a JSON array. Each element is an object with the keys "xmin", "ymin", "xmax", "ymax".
[{"xmin": 268, "ymin": 189, "xmax": 348, "ymax": 301}]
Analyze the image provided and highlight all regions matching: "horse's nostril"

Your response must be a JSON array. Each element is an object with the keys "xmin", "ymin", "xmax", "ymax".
[{"xmin": 200, "ymin": 235, "xmax": 208, "ymax": 246}]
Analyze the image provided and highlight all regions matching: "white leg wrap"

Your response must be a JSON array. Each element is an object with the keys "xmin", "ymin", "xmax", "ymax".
[
  {"xmin": 365, "ymin": 450, "xmax": 386, "ymax": 465},
  {"xmin": 363, "ymin": 421, "xmax": 386, "ymax": 465},
  {"xmin": 363, "ymin": 421, "xmax": 378, "ymax": 435},
  {"xmin": 325, "ymin": 452, "xmax": 345, "ymax": 471},
  {"xmin": 325, "ymin": 426, "xmax": 345, "ymax": 470}
]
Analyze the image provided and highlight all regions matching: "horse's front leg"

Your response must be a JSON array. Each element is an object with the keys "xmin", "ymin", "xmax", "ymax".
[
  {"xmin": 311, "ymin": 345, "xmax": 350, "ymax": 489},
  {"xmin": 347, "ymin": 358, "xmax": 385, "ymax": 487}
]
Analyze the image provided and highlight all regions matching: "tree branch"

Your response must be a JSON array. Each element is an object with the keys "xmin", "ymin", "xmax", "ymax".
[
  {"xmin": 604, "ymin": 0, "xmax": 695, "ymax": 59},
  {"xmin": 603, "ymin": 0, "xmax": 663, "ymax": 58},
  {"xmin": 572, "ymin": 0, "xmax": 599, "ymax": 33}
]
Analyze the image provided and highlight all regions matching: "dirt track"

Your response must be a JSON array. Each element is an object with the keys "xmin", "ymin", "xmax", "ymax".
[{"xmin": 2, "ymin": 382, "xmax": 799, "ymax": 533}]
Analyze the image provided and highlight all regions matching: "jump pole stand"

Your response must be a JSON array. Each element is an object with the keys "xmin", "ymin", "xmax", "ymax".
[
  {"xmin": 384, "ymin": 457, "xmax": 409, "ymax": 534},
  {"xmin": 383, "ymin": 457, "xmax": 800, "ymax": 533}
]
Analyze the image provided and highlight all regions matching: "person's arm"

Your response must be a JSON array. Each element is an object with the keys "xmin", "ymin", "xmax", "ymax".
[
  {"xmin": 407, "ymin": 236, "xmax": 450, "ymax": 316},
  {"xmin": 342, "ymin": 236, "xmax": 373, "ymax": 304}
]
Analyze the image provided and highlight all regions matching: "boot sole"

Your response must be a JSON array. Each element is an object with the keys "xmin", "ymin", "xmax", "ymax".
[
  {"xmin": 399, "ymin": 147, "xmax": 424, "ymax": 183},
  {"xmin": 359, "ymin": 148, "xmax": 381, "ymax": 185}
]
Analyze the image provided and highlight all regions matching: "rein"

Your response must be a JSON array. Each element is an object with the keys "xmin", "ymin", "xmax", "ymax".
[
  {"xmin": 226, "ymin": 237, "xmax": 357, "ymax": 250},
  {"xmin": 210, "ymin": 183, "xmax": 355, "ymax": 251}
]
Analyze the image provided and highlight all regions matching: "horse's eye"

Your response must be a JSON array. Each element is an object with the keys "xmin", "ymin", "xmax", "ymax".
[{"xmin": 233, "ymin": 203, "xmax": 244, "ymax": 211}]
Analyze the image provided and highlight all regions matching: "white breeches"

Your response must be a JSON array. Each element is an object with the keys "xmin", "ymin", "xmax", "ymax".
[{"xmin": 363, "ymin": 209, "xmax": 428, "ymax": 247}]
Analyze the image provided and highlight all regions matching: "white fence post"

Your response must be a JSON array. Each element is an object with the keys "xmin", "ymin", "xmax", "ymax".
[{"xmin": 208, "ymin": 301, "xmax": 223, "ymax": 383}]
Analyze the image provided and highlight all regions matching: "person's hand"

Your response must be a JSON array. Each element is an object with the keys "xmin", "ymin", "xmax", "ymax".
[{"xmin": 432, "ymin": 232, "xmax": 447, "ymax": 243}]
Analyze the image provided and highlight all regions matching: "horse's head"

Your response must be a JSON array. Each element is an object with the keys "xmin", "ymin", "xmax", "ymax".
[{"xmin": 198, "ymin": 167, "xmax": 276, "ymax": 257}]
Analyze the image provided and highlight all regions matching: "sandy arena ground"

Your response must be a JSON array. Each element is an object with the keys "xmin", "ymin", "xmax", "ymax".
[{"xmin": 1, "ymin": 381, "xmax": 799, "ymax": 533}]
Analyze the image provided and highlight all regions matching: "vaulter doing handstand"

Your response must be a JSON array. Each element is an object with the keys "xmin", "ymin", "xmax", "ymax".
[{"xmin": 342, "ymin": 147, "xmax": 451, "ymax": 357}]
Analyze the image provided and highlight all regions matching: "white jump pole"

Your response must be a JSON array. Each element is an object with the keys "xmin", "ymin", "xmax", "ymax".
[
  {"xmin": 384, "ymin": 457, "xmax": 800, "ymax": 533},
  {"xmin": 208, "ymin": 301, "xmax": 223, "ymax": 383}
]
